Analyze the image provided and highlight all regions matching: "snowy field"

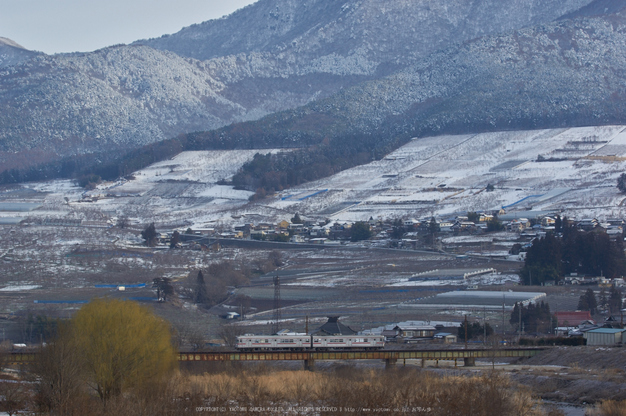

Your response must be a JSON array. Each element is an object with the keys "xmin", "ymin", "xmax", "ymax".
[
  {"xmin": 271, "ymin": 125, "xmax": 626, "ymax": 222},
  {"xmin": 4, "ymin": 125, "xmax": 626, "ymax": 230}
]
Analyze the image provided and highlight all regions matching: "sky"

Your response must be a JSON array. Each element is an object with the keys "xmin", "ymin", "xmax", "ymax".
[{"xmin": 0, "ymin": 0, "xmax": 258, "ymax": 54}]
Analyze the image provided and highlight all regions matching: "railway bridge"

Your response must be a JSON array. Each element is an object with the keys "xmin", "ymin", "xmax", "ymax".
[
  {"xmin": 7, "ymin": 348, "xmax": 544, "ymax": 371},
  {"xmin": 178, "ymin": 348, "xmax": 544, "ymax": 371}
]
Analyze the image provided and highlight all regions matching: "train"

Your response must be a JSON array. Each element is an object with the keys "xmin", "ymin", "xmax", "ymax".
[{"xmin": 236, "ymin": 334, "xmax": 385, "ymax": 351}]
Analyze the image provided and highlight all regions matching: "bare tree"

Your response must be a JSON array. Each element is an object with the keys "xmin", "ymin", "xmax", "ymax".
[
  {"xmin": 31, "ymin": 323, "xmax": 84, "ymax": 415},
  {"xmin": 219, "ymin": 325, "xmax": 245, "ymax": 349},
  {"xmin": 116, "ymin": 215, "xmax": 130, "ymax": 229},
  {"xmin": 175, "ymin": 323, "xmax": 206, "ymax": 351},
  {"xmin": 0, "ymin": 380, "xmax": 29, "ymax": 416}
]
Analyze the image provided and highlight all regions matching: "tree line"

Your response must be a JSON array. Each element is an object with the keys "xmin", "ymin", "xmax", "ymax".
[
  {"xmin": 577, "ymin": 286, "xmax": 623, "ymax": 316},
  {"xmin": 0, "ymin": 101, "xmax": 409, "ymax": 195},
  {"xmin": 520, "ymin": 222, "xmax": 626, "ymax": 285},
  {"xmin": 509, "ymin": 301, "xmax": 553, "ymax": 334}
]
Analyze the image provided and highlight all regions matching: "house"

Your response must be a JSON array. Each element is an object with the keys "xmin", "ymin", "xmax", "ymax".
[
  {"xmin": 578, "ymin": 219, "xmax": 598, "ymax": 231},
  {"xmin": 541, "ymin": 216, "xmax": 556, "ymax": 227},
  {"xmin": 393, "ymin": 324, "xmax": 436, "ymax": 342},
  {"xmin": 250, "ymin": 230, "xmax": 266, "ymax": 239},
  {"xmin": 479, "ymin": 214, "xmax": 494, "ymax": 223},
  {"xmin": 201, "ymin": 241, "xmax": 221, "ymax": 252},
  {"xmin": 310, "ymin": 226, "xmax": 330, "ymax": 237},
  {"xmin": 404, "ymin": 219, "xmax": 419, "ymax": 227},
  {"xmin": 603, "ymin": 315, "xmax": 625, "ymax": 328},
  {"xmin": 277, "ymin": 220, "xmax": 290, "ymax": 229},
  {"xmin": 194, "ymin": 228, "xmax": 216, "ymax": 235},
  {"xmin": 439, "ymin": 221, "xmax": 454, "ymax": 233},
  {"xmin": 434, "ymin": 332, "xmax": 457, "ymax": 343},
  {"xmin": 555, "ymin": 311, "xmax": 594, "ymax": 327},
  {"xmin": 507, "ymin": 220, "xmax": 526, "ymax": 232},
  {"xmin": 585, "ymin": 328, "xmax": 626, "ymax": 346},
  {"xmin": 309, "ymin": 238, "xmax": 328, "ymax": 245},
  {"xmin": 234, "ymin": 223, "xmax": 253, "ymax": 232},
  {"xmin": 606, "ymin": 226, "xmax": 623, "ymax": 237},
  {"xmin": 290, "ymin": 235, "xmax": 305, "ymax": 243},
  {"xmin": 382, "ymin": 329, "xmax": 400, "ymax": 342},
  {"xmin": 458, "ymin": 221, "xmax": 476, "ymax": 230},
  {"xmin": 288, "ymin": 223, "xmax": 305, "ymax": 232},
  {"xmin": 312, "ymin": 317, "xmax": 356, "ymax": 336},
  {"xmin": 220, "ymin": 231, "xmax": 243, "ymax": 239}
]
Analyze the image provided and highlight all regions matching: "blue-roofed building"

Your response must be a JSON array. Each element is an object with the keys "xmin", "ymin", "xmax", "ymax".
[{"xmin": 585, "ymin": 328, "xmax": 626, "ymax": 346}]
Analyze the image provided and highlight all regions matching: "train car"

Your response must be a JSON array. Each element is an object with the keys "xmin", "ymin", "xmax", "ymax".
[
  {"xmin": 236, "ymin": 334, "xmax": 385, "ymax": 351},
  {"xmin": 236, "ymin": 334, "xmax": 312, "ymax": 350},
  {"xmin": 312, "ymin": 336, "xmax": 385, "ymax": 350}
]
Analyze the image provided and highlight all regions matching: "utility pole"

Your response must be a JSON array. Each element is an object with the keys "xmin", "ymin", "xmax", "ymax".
[
  {"xmin": 502, "ymin": 292, "xmax": 506, "ymax": 342},
  {"xmin": 518, "ymin": 302, "xmax": 522, "ymax": 343},
  {"xmin": 483, "ymin": 307, "xmax": 487, "ymax": 342},
  {"xmin": 464, "ymin": 315, "xmax": 468, "ymax": 349},
  {"xmin": 272, "ymin": 275, "xmax": 281, "ymax": 335}
]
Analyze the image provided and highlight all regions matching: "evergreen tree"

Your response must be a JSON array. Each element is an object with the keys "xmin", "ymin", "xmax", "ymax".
[
  {"xmin": 618, "ymin": 173, "xmax": 626, "ymax": 193},
  {"xmin": 170, "ymin": 231, "xmax": 181, "ymax": 249},
  {"xmin": 509, "ymin": 301, "xmax": 554, "ymax": 334},
  {"xmin": 291, "ymin": 213, "xmax": 304, "ymax": 224},
  {"xmin": 153, "ymin": 278, "xmax": 174, "ymax": 302},
  {"xmin": 599, "ymin": 287, "xmax": 608, "ymax": 313},
  {"xmin": 391, "ymin": 219, "xmax": 405, "ymax": 239},
  {"xmin": 141, "ymin": 223, "xmax": 158, "ymax": 247},
  {"xmin": 487, "ymin": 218, "xmax": 504, "ymax": 232},
  {"xmin": 554, "ymin": 215, "xmax": 562, "ymax": 233},
  {"xmin": 467, "ymin": 212, "xmax": 480, "ymax": 223},
  {"xmin": 350, "ymin": 221, "xmax": 372, "ymax": 242},
  {"xmin": 608, "ymin": 285, "xmax": 623, "ymax": 315},
  {"xmin": 519, "ymin": 234, "xmax": 562, "ymax": 285},
  {"xmin": 194, "ymin": 270, "xmax": 208, "ymax": 305},
  {"xmin": 428, "ymin": 217, "xmax": 439, "ymax": 235},
  {"xmin": 458, "ymin": 321, "xmax": 493, "ymax": 340},
  {"xmin": 577, "ymin": 288, "xmax": 597, "ymax": 315}
]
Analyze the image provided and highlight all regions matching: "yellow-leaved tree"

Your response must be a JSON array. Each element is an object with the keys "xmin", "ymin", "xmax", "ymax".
[{"xmin": 71, "ymin": 298, "xmax": 177, "ymax": 403}]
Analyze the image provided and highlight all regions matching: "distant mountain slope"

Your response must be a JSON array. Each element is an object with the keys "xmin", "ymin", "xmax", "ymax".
[
  {"xmin": 137, "ymin": 0, "xmax": 593, "ymax": 66},
  {"xmin": 0, "ymin": 37, "xmax": 41, "ymax": 68},
  {"xmin": 161, "ymin": 3, "xmax": 626, "ymax": 195},
  {"xmin": 316, "ymin": 4, "xmax": 626, "ymax": 140},
  {"xmin": 165, "ymin": 4, "xmax": 626, "ymax": 149},
  {"xmin": 0, "ymin": 0, "xmax": 594, "ymax": 171}
]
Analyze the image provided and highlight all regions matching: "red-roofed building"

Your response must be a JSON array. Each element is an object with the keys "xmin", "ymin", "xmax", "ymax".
[{"xmin": 555, "ymin": 311, "xmax": 594, "ymax": 327}]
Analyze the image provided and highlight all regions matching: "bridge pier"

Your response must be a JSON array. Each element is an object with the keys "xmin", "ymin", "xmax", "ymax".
[
  {"xmin": 385, "ymin": 358, "xmax": 397, "ymax": 369},
  {"xmin": 304, "ymin": 359, "xmax": 315, "ymax": 372},
  {"xmin": 464, "ymin": 357, "xmax": 476, "ymax": 367}
]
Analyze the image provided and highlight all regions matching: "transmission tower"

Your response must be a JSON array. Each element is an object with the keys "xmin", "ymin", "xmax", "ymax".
[{"xmin": 272, "ymin": 275, "xmax": 282, "ymax": 334}]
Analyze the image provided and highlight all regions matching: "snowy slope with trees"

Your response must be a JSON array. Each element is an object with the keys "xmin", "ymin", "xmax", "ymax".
[{"xmin": 15, "ymin": 126, "xmax": 626, "ymax": 229}]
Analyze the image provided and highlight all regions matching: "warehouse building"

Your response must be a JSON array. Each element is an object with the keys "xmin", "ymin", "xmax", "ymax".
[{"xmin": 585, "ymin": 328, "xmax": 626, "ymax": 346}]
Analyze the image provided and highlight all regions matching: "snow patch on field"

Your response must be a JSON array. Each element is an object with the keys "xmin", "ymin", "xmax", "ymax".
[{"xmin": 0, "ymin": 284, "xmax": 41, "ymax": 291}]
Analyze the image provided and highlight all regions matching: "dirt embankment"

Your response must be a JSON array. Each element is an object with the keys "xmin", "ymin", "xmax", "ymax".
[{"xmin": 507, "ymin": 346, "xmax": 626, "ymax": 405}]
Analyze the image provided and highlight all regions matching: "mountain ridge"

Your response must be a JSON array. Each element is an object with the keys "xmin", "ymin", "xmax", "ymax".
[
  {"xmin": 0, "ymin": 37, "xmax": 41, "ymax": 69},
  {"xmin": 0, "ymin": 0, "xmax": 617, "ymax": 181}
]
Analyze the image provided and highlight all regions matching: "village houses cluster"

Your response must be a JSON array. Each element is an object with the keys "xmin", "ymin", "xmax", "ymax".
[{"xmin": 163, "ymin": 211, "xmax": 625, "ymax": 251}]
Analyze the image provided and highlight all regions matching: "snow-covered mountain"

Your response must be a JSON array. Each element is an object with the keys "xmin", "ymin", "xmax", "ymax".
[
  {"xmin": 180, "ymin": 4, "xmax": 626, "ymax": 156},
  {"xmin": 0, "ymin": 0, "xmax": 598, "ymax": 173},
  {"xmin": 0, "ymin": 37, "xmax": 40, "ymax": 68}
]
